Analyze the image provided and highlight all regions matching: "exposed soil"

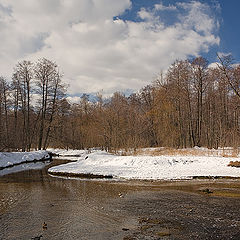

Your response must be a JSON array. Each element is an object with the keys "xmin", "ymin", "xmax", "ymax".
[
  {"xmin": 105, "ymin": 179, "xmax": 240, "ymax": 240},
  {"xmin": 49, "ymin": 171, "xmax": 113, "ymax": 179}
]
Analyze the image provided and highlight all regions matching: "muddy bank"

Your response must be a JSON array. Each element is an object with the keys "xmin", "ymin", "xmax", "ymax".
[
  {"xmin": 49, "ymin": 171, "xmax": 113, "ymax": 179},
  {"xmin": 105, "ymin": 179, "xmax": 240, "ymax": 240}
]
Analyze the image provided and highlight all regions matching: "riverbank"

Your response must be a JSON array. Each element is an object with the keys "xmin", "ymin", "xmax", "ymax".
[
  {"xmin": 48, "ymin": 149, "xmax": 240, "ymax": 180},
  {"xmin": 1, "ymin": 158, "xmax": 240, "ymax": 239},
  {"xmin": 0, "ymin": 151, "xmax": 51, "ymax": 170},
  {"xmin": 106, "ymin": 179, "xmax": 240, "ymax": 239}
]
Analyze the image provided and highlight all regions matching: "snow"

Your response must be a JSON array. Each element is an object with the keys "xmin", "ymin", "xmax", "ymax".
[
  {"xmin": 47, "ymin": 148, "xmax": 88, "ymax": 160},
  {"xmin": 0, "ymin": 151, "xmax": 50, "ymax": 169},
  {"xmin": 48, "ymin": 148, "xmax": 87, "ymax": 156},
  {"xmin": 0, "ymin": 161, "xmax": 51, "ymax": 176},
  {"xmin": 48, "ymin": 150, "xmax": 240, "ymax": 180}
]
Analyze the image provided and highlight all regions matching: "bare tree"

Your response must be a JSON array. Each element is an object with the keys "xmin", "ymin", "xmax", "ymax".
[
  {"xmin": 12, "ymin": 61, "xmax": 34, "ymax": 151},
  {"xmin": 0, "ymin": 77, "xmax": 11, "ymax": 150},
  {"xmin": 191, "ymin": 57, "xmax": 208, "ymax": 146},
  {"xmin": 35, "ymin": 58, "xmax": 66, "ymax": 150}
]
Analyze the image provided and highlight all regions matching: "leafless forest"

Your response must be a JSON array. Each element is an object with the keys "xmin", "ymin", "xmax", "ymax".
[{"xmin": 1, "ymin": 55, "xmax": 240, "ymax": 152}]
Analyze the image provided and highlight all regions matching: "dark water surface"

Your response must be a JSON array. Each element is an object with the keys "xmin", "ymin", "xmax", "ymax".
[{"xmin": 0, "ymin": 160, "xmax": 134, "ymax": 240}]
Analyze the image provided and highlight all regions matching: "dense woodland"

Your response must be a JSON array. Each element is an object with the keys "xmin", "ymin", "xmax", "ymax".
[{"xmin": 1, "ymin": 55, "xmax": 240, "ymax": 152}]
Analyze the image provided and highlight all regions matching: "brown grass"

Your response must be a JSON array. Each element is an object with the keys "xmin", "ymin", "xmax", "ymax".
[
  {"xmin": 213, "ymin": 191, "xmax": 240, "ymax": 198},
  {"xmin": 228, "ymin": 161, "xmax": 240, "ymax": 168},
  {"xmin": 222, "ymin": 149, "xmax": 239, "ymax": 158},
  {"xmin": 119, "ymin": 147, "xmax": 239, "ymax": 158}
]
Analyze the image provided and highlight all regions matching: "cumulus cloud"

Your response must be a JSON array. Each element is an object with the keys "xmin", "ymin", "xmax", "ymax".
[
  {"xmin": 0, "ymin": 0, "xmax": 220, "ymax": 95},
  {"xmin": 154, "ymin": 3, "xmax": 177, "ymax": 11}
]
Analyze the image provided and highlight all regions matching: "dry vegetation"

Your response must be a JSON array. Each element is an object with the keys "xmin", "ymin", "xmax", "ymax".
[
  {"xmin": 228, "ymin": 161, "xmax": 240, "ymax": 168},
  {"xmin": 120, "ymin": 147, "xmax": 239, "ymax": 158},
  {"xmin": 1, "ymin": 55, "xmax": 240, "ymax": 152}
]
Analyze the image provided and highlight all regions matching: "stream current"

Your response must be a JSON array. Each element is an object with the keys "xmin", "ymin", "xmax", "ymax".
[{"xmin": 0, "ymin": 159, "xmax": 130, "ymax": 240}]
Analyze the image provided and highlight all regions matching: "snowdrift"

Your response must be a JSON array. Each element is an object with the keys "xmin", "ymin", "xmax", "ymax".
[
  {"xmin": 48, "ymin": 150, "xmax": 240, "ymax": 180},
  {"xmin": 0, "ymin": 151, "xmax": 51, "ymax": 169}
]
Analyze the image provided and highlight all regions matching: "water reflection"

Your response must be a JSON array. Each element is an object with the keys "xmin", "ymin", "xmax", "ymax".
[
  {"xmin": 0, "ymin": 160, "xmax": 131, "ymax": 240},
  {"xmin": 0, "ymin": 161, "xmax": 51, "ymax": 176}
]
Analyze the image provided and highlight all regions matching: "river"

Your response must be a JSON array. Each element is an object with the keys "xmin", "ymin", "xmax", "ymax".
[
  {"xmin": 0, "ymin": 159, "xmax": 136, "ymax": 240},
  {"xmin": 1, "ymin": 159, "xmax": 240, "ymax": 240}
]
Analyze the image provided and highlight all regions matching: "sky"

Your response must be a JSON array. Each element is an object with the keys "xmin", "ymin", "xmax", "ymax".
[{"xmin": 0, "ymin": 0, "xmax": 239, "ymax": 101}]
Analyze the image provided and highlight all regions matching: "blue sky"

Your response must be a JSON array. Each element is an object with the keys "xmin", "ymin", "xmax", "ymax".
[
  {"xmin": 0, "ymin": 0, "xmax": 238, "ymax": 101},
  {"xmin": 217, "ymin": 1, "xmax": 240, "ymax": 62},
  {"xmin": 121, "ymin": 0, "xmax": 239, "ymax": 63}
]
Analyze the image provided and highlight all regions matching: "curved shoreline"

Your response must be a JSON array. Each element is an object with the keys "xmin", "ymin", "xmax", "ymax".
[
  {"xmin": 0, "ymin": 156, "xmax": 52, "ymax": 170},
  {"xmin": 0, "ymin": 150, "xmax": 52, "ymax": 170},
  {"xmin": 49, "ymin": 170, "xmax": 240, "ymax": 181},
  {"xmin": 47, "ymin": 150, "xmax": 240, "ymax": 180},
  {"xmin": 49, "ymin": 171, "xmax": 113, "ymax": 179}
]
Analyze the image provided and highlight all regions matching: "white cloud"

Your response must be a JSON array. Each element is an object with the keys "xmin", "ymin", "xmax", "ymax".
[
  {"xmin": 138, "ymin": 8, "xmax": 154, "ymax": 20},
  {"xmin": 155, "ymin": 3, "xmax": 177, "ymax": 11},
  {"xmin": 177, "ymin": 1, "xmax": 218, "ymax": 35},
  {"xmin": 0, "ymin": 0, "xmax": 220, "ymax": 95}
]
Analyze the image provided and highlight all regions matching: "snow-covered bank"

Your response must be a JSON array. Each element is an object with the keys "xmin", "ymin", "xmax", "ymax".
[
  {"xmin": 47, "ymin": 148, "xmax": 88, "ymax": 160},
  {"xmin": 0, "ymin": 151, "xmax": 51, "ymax": 169},
  {"xmin": 0, "ymin": 161, "xmax": 51, "ymax": 176},
  {"xmin": 48, "ymin": 150, "xmax": 240, "ymax": 180}
]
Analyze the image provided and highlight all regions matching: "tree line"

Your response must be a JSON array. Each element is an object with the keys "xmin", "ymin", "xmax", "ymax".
[
  {"xmin": 1, "ymin": 55, "xmax": 240, "ymax": 152},
  {"xmin": 0, "ymin": 58, "xmax": 66, "ymax": 151}
]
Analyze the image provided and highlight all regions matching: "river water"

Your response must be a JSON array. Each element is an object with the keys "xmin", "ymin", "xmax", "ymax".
[
  {"xmin": 1, "ymin": 159, "xmax": 240, "ymax": 240},
  {"xmin": 0, "ymin": 159, "xmax": 134, "ymax": 240}
]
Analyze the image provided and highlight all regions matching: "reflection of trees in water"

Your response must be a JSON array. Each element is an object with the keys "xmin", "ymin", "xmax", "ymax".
[{"xmin": 0, "ymin": 161, "xmax": 50, "ymax": 177}]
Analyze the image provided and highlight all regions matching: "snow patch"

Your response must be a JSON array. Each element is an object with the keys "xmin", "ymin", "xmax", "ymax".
[
  {"xmin": 0, "ymin": 151, "xmax": 50, "ymax": 169},
  {"xmin": 48, "ymin": 150, "xmax": 240, "ymax": 180}
]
